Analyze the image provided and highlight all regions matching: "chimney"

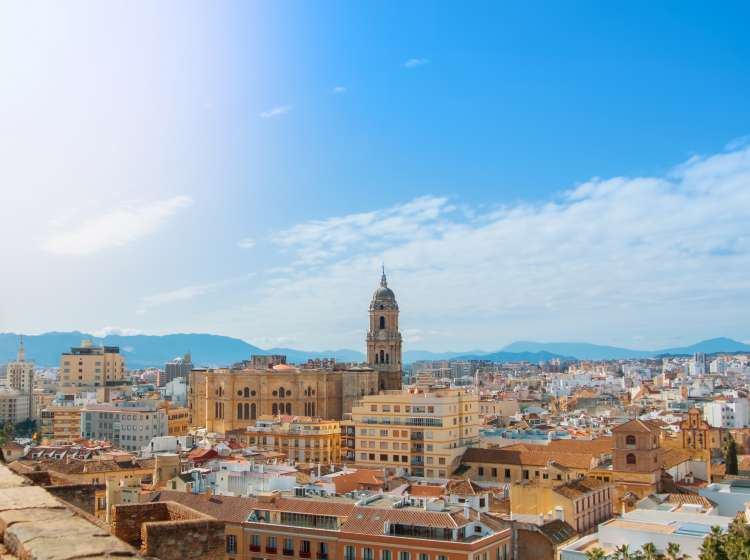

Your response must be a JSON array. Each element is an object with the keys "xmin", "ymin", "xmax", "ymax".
[
  {"xmin": 464, "ymin": 505, "xmax": 470, "ymax": 519},
  {"xmin": 555, "ymin": 506, "xmax": 564, "ymax": 522}
]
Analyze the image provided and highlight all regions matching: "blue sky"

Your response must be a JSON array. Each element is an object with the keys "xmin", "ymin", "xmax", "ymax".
[{"xmin": 1, "ymin": 1, "xmax": 749, "ymax": 351}]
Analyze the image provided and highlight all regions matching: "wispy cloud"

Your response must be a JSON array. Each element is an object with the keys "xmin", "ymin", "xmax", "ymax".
[
  {"xmin": 244, "ymin": 145, "xmax": 750, "ymax": 349},
  {"xmin": 237, "ymin": 237, "xmax": 256, "ymax": 249},
  {"xmin": 404, "ymin": 58, "xmax": 429, "ymax": 68},
  {"xmin": 332, "ymin": 86, "xmax": 347, "ymax": 94},
  {"xmin": 90, "ymin": 326, "xmax": 143, "ymax": 337},
  {"xmin": 138, "ymin": 274, "xmax": 255, "ymax": 314},
  {"xmin": 41, "ymin": 195, "xmax": 193, "ymax": 256},
  {"xmin": 259, "ymin": 105, "xmax": 292, "ymax": 119}
]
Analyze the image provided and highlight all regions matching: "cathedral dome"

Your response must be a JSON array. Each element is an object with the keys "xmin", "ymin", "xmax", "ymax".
[{"xmin": 371, "ymin": 267, "xmax": 396, "ymax": 303}]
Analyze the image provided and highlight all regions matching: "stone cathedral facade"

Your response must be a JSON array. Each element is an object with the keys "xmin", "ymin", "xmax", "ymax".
[{"xmin": 190, "ymin": 270, "xmax": 403, "ymax": 431}]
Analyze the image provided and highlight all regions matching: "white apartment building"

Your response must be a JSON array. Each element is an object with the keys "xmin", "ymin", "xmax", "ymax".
[
  {"xmin": 212, "ymin": 460, "xmax": 298, "ymax": 496},
  {"xmin": 704, "ymin": 398, "xmax": 749, "ymax": 428},
  {"xmin": 349, "ymin": 385, "xmax": 479, "ymax": 478},
  {"xmin": 80, "ymin": 402, "xmax": 168, "ymax": 452}
]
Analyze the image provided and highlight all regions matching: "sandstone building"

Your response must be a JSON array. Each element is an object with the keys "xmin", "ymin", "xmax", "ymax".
[{"xmin": 190, "ymin": 271, "xmax": 404, "ymax": 432}]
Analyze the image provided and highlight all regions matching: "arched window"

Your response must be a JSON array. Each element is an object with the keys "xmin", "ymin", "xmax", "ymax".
[
  {"xmin": 375, "ymin": 353, "xmax": 379, "ymax": 364},
  {"xmin": 250, "ymin": 403, "xmax": 256, "ymax": 419},
  {"xmin": 237, "ymin": 403, "xmax": 243, "ymax": 419},
  {"xmin": 285, "ymin": 403, "xmax": 292, "ymax": 415},
  {"xmin": 626, "ymin": 453, "xmax": 636, "ymax": 465},
  {"xmin": 244, "ymin": 387, "xmax": 250, "ymax": 398},
  {"xmin": 379, "ymin": 316, "xmax": 386, "ymax": 329},
  {"xmin": 279, "ymin": 386, "xmax": 285, "ymax": 397},
  {"xmin": 244, "ymin": 403, "xmax": 249, "ymax": 420},
  {"xmin": 626, "ymin": 435, "xmax": 636, "ymax": 446},
  {"xmin": 272, "ymin": 403, "xmax": 278, "ymax": 415},
  {"xmin": 279, "ymin": 402, "xmax": 284, "ymax": 414},
  {"xmin": 380, "ymin": 350, "xmax": 385, "ymax": 363},
  {"xmin": 386, "ymin": 353, "xmax": 390, "ymax": 364}
]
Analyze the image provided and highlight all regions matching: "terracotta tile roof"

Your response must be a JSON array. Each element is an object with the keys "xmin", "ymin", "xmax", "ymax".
[
  {"xmin": 612, "ymin": 419, "xmax": 658, "ymax": 434},
  {"xmin": 553, "ymin": 477, "xmax": 611, "ymax": 500},
  {"xmin": 664, "ymin": 494, "xmax": 716, "ymax": 508},
  {"xmin": 333, "ymin": 469, "xmax": 385, "ymax": 494},
  {"xmin": 446, "ymin": 479, "xmax": 484, "ymax": 496},
  {"xmin": 660, "ymin": 448, "xmax": 693, "ymax": 469},
  {"xmin": 462, "ymin": 448, "xmax": 595, "ymax": 470},
  {"xmin": 408, "ymin": 484, "xmax": 445, "ymax": 498},
  {"xmin": 341, "ymin": 507, "xmax": 471, "ymax": 535}
]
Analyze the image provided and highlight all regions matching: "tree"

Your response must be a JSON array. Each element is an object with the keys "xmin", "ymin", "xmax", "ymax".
[
  {"xmin": 699, "ymin": 525, "xmax": 730, "ymax": 560},
  {"xmin": 586, "ymin": 548, "xmax": 608, "ymax": 560},
  {"xmin": 665, "ymin": 542, "xmax": 689, "ymax": 560},
  {"xmin": 724, "ymin": 434, "xmax": 739, "ymax": 476},
  {"xmin": 641, "ymin": 543, "xmax": 662, "ymax": 560}
]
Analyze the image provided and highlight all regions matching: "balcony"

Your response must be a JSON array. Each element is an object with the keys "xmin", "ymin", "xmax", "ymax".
[
  {"xmin": 317, "ymin": 554, "xmax": 328, "ymax": 560},
  {"xmin": 283, "ymin": 551, "xmax": 294, "ymax": 557},
  {"xmin": 300, "ymin": 552, "xmax": 311, "ymax": 558},
  {"xmin": 250, "ymin": 545, "xmax": 261, "ymax": 552},
  {"xmin": 266, "ymin": 548, "xmax": 277, "ymax": 554}
]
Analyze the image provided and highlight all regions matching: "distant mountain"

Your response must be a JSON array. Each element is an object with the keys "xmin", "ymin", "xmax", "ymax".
[
  {"xmin": 656, "ymin": 337, "xmax": 750, "ymax": 356},
  {"xmin": 404, "ymin": 350, "xmax": 488, "ymax": 362},
  {"xmin": 501, "ymin": 337, "xmax": 750, "ymax": 360},
  {"xmin": 502, "ymin": 341, "xmax": 652, "ymax": 360},
  {"xmin": 452, "ymin": 350, "xmax": 575, "ymax": 362}
]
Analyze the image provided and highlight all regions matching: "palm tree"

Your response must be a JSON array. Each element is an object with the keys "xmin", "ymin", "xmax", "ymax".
[
  {"xmin": 614, "ymin": 544, "xmax": 633, "ymax": 560},
  {"xmin": 586, "ymin": 548, "xmax": 608, "ymax": 560},
  {"xmin": 666, "ymin": 542, "xmax": 689, "ymax": 560},
  {"xmin": 641, "ymin": 543, "xmax": 661, "ymax": 560}
]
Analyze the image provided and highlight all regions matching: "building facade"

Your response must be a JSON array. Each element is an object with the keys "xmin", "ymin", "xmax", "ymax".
[
  {"xmin": 366, "ymin": 268, "xmax": 403, "ymax": 391},
  {"xmin": 40, "ymin": 405, "xmax": 83, "ymax": 443},
  {"xmin": 80, "ymin": 403, "xmax": 168, "ymax": 452},
  {"xmin": 236, "ymin": 416, "xmax": 342, "ymax": 464},
  {"xmin": 5, "ymin": 338, "xmax": 34, "ymax": 419},
  {"xmin": 349, "ymin": 386, "xmax": 479, "ymax": 477},
  {"xmin": 0, "ymin": 390, "xmax": 30, "ymax": 424},
  {"xmin": 158, "ymin": 353, "xmax": 193, "ymax": 387},
  {"xmin": 60, "ymin": 340, "xmax": 126, "ymax": 387}
]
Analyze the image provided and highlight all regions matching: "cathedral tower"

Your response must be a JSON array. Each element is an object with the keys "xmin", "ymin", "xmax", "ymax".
[{"xmin": 367, "ymin": 267, "xmax": 403, "ymax": 391}]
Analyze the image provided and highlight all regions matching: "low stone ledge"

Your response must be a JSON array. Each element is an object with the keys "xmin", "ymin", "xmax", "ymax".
[{"xmin": 0, "ymin": 464, "xmax": 139, "ymax": 560}]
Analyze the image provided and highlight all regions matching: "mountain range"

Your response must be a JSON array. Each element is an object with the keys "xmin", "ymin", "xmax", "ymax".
[{"xmin": 0, "ymin": 332, "xmax": 748, "ymax": 368}]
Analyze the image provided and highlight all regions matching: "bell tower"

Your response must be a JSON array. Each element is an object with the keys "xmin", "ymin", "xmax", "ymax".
[{"xmin": 367, "ymin": 267, "xmax": 403, "ymax": 391}]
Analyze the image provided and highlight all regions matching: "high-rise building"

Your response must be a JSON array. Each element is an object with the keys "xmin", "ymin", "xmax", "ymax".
[
  {"xmin": 0, "ymin": 391, "xmax": 30, "ymax": 424},
  {"xmin": 5, "ymin": 337, "xmax": 34, "ymax": 419},
  {"xmin": 157, "ymin": 353, "xmax": 193, "ymax": 387},
  {"xmin": 60, "ymin": 339, "xmax": 125, "ymax": 387},
  {"xmin": 366, "ymin": 267, "xmax": 403, "ymax": 391},
  {"xmin": 349, "ymin": 385, "xmax": 479, "ymax": 478}
]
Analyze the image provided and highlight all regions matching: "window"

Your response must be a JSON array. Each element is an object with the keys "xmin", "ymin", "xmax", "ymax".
[
  {"xmin": 226, "ymin": 535, "xmax": 237, "ymax": 554},
  {"xmin": 505, "ymin": 468, "xmax": 511, "ymax": 478},
  {"xmin": 301, "ymin": 541, "xmax": 311, "ymax": 554},
  {"xmin": 419, "ymin": 554, "xmax": 429, "ymax": 560},
  {"xmin": 379, "ymin": 316, "xmax": 386, "ymax": 329},
  {"xmin": 626, "ymin": 435, "xmax": 636, "ymax": 447},
  {"xmin": 478, "ymin": 467, "xmax": 484, "ymax": 476},
  {"xmin": 382, "ymin": 552, "xmax": 392, "ymax": 560},
  {"xmin": 626, "ymin": 453, "xmax": 636, "ymax": 465},
  {"xmin": 284, "ymin": 539, "xmax": 294, "ymax": 555},
  {"xmin": 345, "ymin": 546, "xmax": 355, "ymax": 560},
  {"xmin": 399, "ymin": 553, "xmax": 410, "ymax": 560},
  {"xmin": 267, "ymin": 537, "xmax": 277, "ymax": 552},
  {"xmin": 491, "ymin": 468, "xmax": 497, "ymax": 477},
  {"xmin": 363, "ymin": 548, "xmax": 374, "ymax": 560}
]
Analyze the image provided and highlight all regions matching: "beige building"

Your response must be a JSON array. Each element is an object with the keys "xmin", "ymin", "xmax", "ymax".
[
  {"xmin": 190, "ymin": 271, "xmax": 405, "ymax": 433},
  {"xmin": 60, "ymin": 339, "xmax": 125, "ymax": 387},
  {"xmin": 234, "ymin": 415, "xmax": 341, "ymax": 464},
  {"xmin": 349, "ymin": 385, "xmax": 480, "ymax": 477},
  {"xmin": 0, "ymin": 390, "xmax": 30, "ymax": 424},
  {"xmin": 5, "ymin": 338, "xmax": 34, "ymax": 419},
  {"xmin": 40, "ymin": 406, "xmax": 83, "ymax": 443},
  {"xmin": 190, "ymin": 364, "xmax": 380, "ymax": 433}
]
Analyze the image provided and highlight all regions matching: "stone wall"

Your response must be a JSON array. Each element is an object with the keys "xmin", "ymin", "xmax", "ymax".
[
  {"xmin": 0, "ymin": 463, "xmax": 138, "ymax": 560},
  {"xmin": 45, "ymin": 483, "xmax": 104, "ymax": 515},
  {"xmin": 111, "ymin": 501, "xmax": 225, "ymax": 560}
]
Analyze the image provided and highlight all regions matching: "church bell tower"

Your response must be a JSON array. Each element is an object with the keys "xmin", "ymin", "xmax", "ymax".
[{"xmin": 367, "ymin": 267, "xmax": 403, "ymax": 391}]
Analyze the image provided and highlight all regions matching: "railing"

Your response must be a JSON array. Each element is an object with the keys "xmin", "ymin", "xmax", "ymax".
[
  {"xmin": 300, "ymin": 552, "xmax": 311, "ymax": 558},
  {"xmin": 266, "ymin": 548, "xmax": 277, "ymax": 554},
  {"xmin": 283, "ymin": 551, "xmax": 294, "ymax": 556},
  {"xmin": 250, "ymin": 545, "xmax": 261, "ymax": 552},
  {"xmin": 317, "ymin": 554, "xmax": 328, "ymax": 560}
]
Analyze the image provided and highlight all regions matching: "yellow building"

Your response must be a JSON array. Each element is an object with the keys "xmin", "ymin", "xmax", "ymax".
[
  {"xmin": 235, "ymin": 416, "xmax": 341, "ymax": 464},
  {"xmin": 510, "ymin": 477, "xmax": 614, "ymax": 534},
  {"xmin": 349, "ymin": 385, "xmax": 479, "ymax": 477},
  {"xmin": 165, "ymin": 406, "xmax": 190, "ymax": 436},
  {"xmin": 40, "ymin": 406, "xmax": 83, "ymax": 443},
  {"xmin": 60, "ymin": 339, "xmax": 125, "ymax": 387}
]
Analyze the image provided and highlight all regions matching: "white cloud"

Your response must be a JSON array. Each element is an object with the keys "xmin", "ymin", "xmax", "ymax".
[
  {"xmin": 259, "ymin": 105, "xmax": 292, "ymax": 119},
  {"xmin": 237, "ymin": 237, "xmax": 256, "ymax": 249},
  {"xmin": 404, "ymin": 58, "xmax": 429, "ymax": 68},
  {"xmin": 332, "ymin": 86, "xmax": 347, "ymax": 94},
  {"xmin": 90, "ymin": 326, "xmax": 143, "ymax": 337},
  {"xmin": 138, "ymin": 274, "xmax": 255, "ymax": 314},
  {"xmin": 240, "ymin": 145, "xmax": 750, "ymax": 350},
  {"xmin": 41, "ymin": 195, "xmax": 193, "ymax": 256}
]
